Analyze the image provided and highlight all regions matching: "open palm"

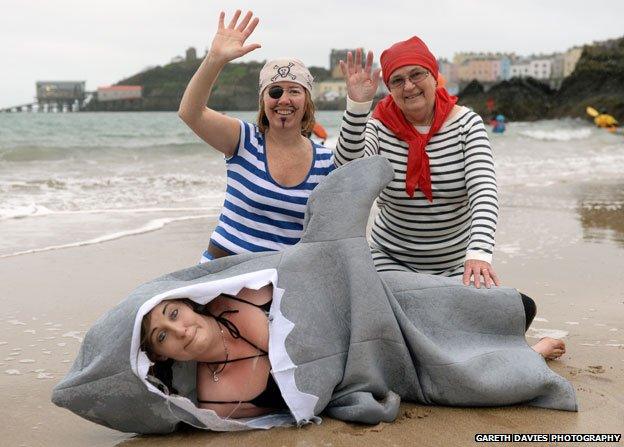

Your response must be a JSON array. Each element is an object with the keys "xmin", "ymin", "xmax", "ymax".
[
  {"xmin": 209, "ymin": 10, "xmax": 261, "ymax": 63},
  {"xmin": 339, "ymin": 49, "xmax": 381, "ymax": 103}
]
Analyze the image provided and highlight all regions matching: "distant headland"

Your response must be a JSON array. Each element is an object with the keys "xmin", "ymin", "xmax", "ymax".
[{"xmin": 4, "ymin": 38, "xmax": 622, "ymax": 122}]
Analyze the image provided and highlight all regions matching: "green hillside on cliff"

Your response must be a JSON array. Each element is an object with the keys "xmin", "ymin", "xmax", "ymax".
[
  {"xmin": 554, "ymin": 37, "xmax": 624, "ymax": 120},
  {"xmin": 86, "ymin": 59, "xmax": 331, "ymax": 111}
]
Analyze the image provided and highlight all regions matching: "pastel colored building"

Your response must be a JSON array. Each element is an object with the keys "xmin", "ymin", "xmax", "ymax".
[
  {"xmin": 457, "ymin": 58, "xmax": 501, "ymax": 83},
  {"xmin": 499, "ymin": 56, "xmax": 511, "ymax": 80}
]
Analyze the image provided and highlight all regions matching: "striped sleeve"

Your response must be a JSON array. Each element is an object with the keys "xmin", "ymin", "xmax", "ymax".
[
  {"xmin": 334, "ymin": 98, "xmax": 379, "ymax": 166},
  {"xmin": 463, "ymin": 113, "xmax": 498, "ymax": 263}
]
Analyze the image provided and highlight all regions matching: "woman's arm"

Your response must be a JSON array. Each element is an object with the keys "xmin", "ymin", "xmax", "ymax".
[
  {"xmin": 462, "ymin": 113, "xmax": 500, "ymax": 288},
  {"xmin": 178, "ymin": 10, "xmax": 260, "ymax": 157},
  {"xmin": 334, "ymin": 50, "xmax": 381, "ymax": 166},
  {"xmin": 335, "ymin": 99, "xmax": 380, "ymax": 166}
]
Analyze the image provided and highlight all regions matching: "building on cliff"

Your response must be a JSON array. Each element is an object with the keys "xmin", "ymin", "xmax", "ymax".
[
  {"xmin": 452, "ymin": 45, "xmax": 584, "ymax": 90},
  {"xmin": 97, "ymin": 85, "xmax": 142, "ymax": 102},
  {"xmin": 186, "ymin": 47, "xmax": 197, "ymax": 62}
]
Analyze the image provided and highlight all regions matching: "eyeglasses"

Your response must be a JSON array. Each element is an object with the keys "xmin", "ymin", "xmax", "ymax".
[
  {"xmin": 267, "ymin": 85, "xmax": 303, "ymax": 99},
  {"xmin": 388, "ymin": 70, "xmax": 430, "ymax": 90}
]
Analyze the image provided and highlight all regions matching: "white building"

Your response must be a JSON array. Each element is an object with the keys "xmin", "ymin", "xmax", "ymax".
[
  {"xmin": 509, "ymin": 58, "xmax": 553, "ymax": 80},
  {"xmin": 509, "ymin": 62, "xmax": 531, "ymax": 78},
  {"xmin": 314, "ymin": 80, "xmax": 348, "ymax": 101},
  {"xmin": 529, "ymin": 59, "xmax": 552, "ymax": 80},
  {"xmin": 97, "ymin": 86, "xmax": 142, "ymax": 102}
]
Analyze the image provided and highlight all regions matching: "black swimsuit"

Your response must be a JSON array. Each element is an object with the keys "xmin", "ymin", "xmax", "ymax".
[{"xmin": 197, "ymin": 293, "xmax": 287, "ymax": 410}]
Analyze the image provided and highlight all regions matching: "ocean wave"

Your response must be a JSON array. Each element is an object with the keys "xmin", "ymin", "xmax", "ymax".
[
  {"xmin": 0, "ymin": 141, "xmax": 209, "ymax": 162},
  {"xmin": 0, "ymin": 214, "xmax": 213, "ymax": 258},
  {"xmin": 518, "ymin": 128, "xmax": 592, "ymax": 141},
  {"xmin": 0, "ymin": 205, "xmax": 219, "ymax": 221},
  {"xmin": 1, "ymin": 174, "xmax": 223, "ymax": 192},
  {"xmin": 0, "ymin": 204, "xmax": 53, "ymax": 220}
]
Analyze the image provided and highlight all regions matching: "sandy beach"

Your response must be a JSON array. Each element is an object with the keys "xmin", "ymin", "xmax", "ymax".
[{"xmin": 1, "ymin": 176, "xmax": 623, "ymax": 447}]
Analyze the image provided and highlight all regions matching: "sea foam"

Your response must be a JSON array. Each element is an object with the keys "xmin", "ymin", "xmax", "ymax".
[
  {"xmin": 519, "ymin": 128, "xmax": 592, "ymax": 141},
  {"xmin": 0, "ymin": 214, "xmax": 212, "ymax": 258}
]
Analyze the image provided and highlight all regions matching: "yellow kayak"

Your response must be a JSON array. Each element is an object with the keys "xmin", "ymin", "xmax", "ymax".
[
  {"xmin": 586, "ymin": 106, "xmax": 599, "ymax": 117},
  {"xmin": 586, "ymin": 106, "xmax": 619, "ymax": 132}
]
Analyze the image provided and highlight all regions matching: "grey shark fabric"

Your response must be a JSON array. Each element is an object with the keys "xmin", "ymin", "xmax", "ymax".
[{"xmin": 52, "ymin": 156, "xmax": 577, "ymax": 434}]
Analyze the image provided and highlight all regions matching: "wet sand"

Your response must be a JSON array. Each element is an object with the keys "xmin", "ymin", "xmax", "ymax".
[{"xmin": 2, "ymin": 189, "xmax": 623, "ymax": 447}]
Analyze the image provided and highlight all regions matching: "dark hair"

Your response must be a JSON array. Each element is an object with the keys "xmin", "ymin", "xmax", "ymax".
[{"xmin": 256, "ymin": 89, "xmax": 316, "ymax": 135}]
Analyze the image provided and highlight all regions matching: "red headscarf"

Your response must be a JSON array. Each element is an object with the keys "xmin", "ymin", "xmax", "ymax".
[{"xmin": 372, "ymin": 36, "xmax": 457, "ymax": 201}]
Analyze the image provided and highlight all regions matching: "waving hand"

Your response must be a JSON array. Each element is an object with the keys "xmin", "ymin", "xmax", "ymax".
[
  {"xmin": 339, "ymin": 49, "xmax": 381, "ymax": 103},
  {"xmin": 209, "ymin": 10, "xmax": 261, "ymax": 63}
]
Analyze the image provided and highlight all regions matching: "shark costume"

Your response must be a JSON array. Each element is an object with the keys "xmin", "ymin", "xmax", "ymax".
[{"xmin": 52, "ymin": 156, "xmax": 577, "ymax": 434}]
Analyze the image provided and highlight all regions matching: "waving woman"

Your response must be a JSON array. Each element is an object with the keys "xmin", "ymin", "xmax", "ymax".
[{"xmin": 178, "ymin": 10, "xmax": 334, "ymax": 262}]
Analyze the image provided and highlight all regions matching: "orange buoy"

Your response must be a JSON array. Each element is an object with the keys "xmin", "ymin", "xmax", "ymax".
[
  {"xmin": 437, "ymin": 73, "xmax": 447, "ymax": 89},
  {"xmin": 312, "ymin": 122, "xmax": 328, "ymax": 139}
]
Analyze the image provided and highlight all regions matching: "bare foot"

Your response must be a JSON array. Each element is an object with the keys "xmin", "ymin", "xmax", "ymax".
[{"xmin": 532, "ymin": 337, "xmax": 566, "ymax": 360}]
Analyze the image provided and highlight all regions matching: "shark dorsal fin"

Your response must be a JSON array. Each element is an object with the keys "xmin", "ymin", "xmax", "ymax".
[{"xmin": 300, "ymin": 156, "xmax": 394, "ymax": 243}]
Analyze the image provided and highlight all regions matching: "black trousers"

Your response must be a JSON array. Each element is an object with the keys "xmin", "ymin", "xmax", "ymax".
[{"xmin": 520, "ymin": 293, "xmax": 537, "ymax": 331}]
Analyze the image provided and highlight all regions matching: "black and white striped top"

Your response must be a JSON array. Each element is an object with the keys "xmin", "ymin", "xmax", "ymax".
[{"xmin": 335, "ymin": 100, "xmax": 498, "ymax": 275}]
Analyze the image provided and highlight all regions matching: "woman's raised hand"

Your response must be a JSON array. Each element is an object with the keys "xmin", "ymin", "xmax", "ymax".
[
  {"xmin": 209, "ymin": 10, "xmax": 261, "ymax": 64},
  {"xmin": 339, "ymin": 49, "xmax": 381, "ymax": 103}
]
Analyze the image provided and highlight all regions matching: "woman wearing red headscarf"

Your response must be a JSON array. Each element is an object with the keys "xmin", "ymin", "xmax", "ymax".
[{"xmin": 335, "ymin": 38, "xmax": 499, "ymax": 288}]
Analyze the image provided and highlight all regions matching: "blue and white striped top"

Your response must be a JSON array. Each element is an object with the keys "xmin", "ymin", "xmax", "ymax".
[{"xmin": 209, "ymin": 120, "xmax": 335, "ymax": 255}]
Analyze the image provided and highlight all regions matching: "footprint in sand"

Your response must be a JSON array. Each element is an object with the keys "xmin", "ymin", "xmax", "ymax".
[{"xmin": 403, "ymin": 408, "xmax": 431, "ymax": 419}]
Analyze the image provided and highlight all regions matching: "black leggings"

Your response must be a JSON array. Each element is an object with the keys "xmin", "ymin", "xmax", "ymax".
[{"xmin": 520, "ymin": 293, "xmax": 537, "ymax": 331}]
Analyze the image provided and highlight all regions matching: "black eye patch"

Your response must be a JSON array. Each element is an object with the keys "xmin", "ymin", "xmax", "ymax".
[{"xmin": 268, "ymin": 86, "xmax": 284, "ymax": 99}]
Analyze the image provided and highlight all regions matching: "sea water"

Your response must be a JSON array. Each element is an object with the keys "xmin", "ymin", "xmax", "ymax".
[{"xmin": 1, "ymin": 111, "xmax": 623, "ymax": 257}]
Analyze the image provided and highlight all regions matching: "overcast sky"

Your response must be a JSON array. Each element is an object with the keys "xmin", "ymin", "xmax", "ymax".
[{"xmin": 1, "ymin": 0, "xmax": 622, "ymax": 108}]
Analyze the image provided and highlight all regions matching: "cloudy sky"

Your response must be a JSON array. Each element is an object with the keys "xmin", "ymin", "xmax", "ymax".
[{"xmin": 1, "ymin": 0, "xmax": 622, "ymax": 108}]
